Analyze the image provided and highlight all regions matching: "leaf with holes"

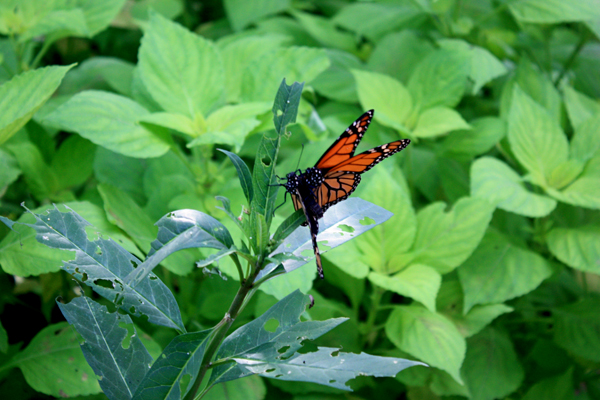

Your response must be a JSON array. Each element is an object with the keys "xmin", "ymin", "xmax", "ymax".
[
  {"xmin": 58, "ymin": 295, "xmax": 154, "ymax": 400},
  {"xmin": 1, "ymin": 204, "xmax": 184, "ymax": 331}
]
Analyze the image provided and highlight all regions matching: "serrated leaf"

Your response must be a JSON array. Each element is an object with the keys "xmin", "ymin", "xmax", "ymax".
[
  {"xmin": 218, "ymin": 149, "xmax": 254, "ymax": 204},
  {"xmin": 458, "ymin": 230, "xmax": 553, "ymax": 313},
  {"xmin": 0, "ymin": 65, "xmax": 73, "ymax": 145},
  {"xmin": 412, "ymin": 106, "xmax": 470, "ymax": 138},
  {"xmin": 386, "ymin": 305, "xmax": 465, "ymax": 383},
  {"xmin": 471, "ymin": 157, "xmax": 557, "ymax": 217},
  {"xmin": 42, "ymin": 90, "xmax": 171, "ymax": 158},
  {"xmin": 11, "ymin": 322, "xmax": 101, "ymax": 397},
  {"xmin": 5, "ymin": 205, "xmax": 184, "ymax": 331},
  {"xmin": 508, "ymin": 86, "xmax": 569, "ymax": 186},
  {"xmin": 58, "ymin": 295, "xmax": 153, "ymax": 399},
  {"xmin": 352, "ymin": 69, "xmax": 412, "ymax": 132},
  {"xmin": 138, "ymin": 12, "xmax": 224, "ymax": 118},
  {"xmin": 133, "ymin": 330, "xmax": 213, "ymax": 400},
  {"xmin": 547, "ymin": 226, "xmax": 600, "ymax": 274},
  {"xmin": 462, "ymin": 327, "xmax": 524, "ymax": 399}
]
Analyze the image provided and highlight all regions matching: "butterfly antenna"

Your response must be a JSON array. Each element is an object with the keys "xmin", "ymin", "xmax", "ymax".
[{"xmin": 296, "ymin": 144, "xmax": 305, "ymax": 171}]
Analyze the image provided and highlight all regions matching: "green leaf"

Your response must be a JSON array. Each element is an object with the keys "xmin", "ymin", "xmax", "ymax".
[
  {"xmin": 133, "ymin": 330, "xmax": 212, "ymax": 400},
  {"xmin": 51, "ymin": 135, "xmax": 95, "ymax": 190},
  {"xmin": 291, "ymin": 10, "xmax": 355, "ymax": 52},
  {"xmin": 386, "ymin": 305, "xmax": 465, "ymax": 383},
  {"xmin": 522, "ymin": 368, "xmax": 574, "ymax": 400},
  {"xmin": 241, "ymin": 47, "xmax": 329, "ymax": 103},
  {"xmin": 271, "ymin": 209, "xmax": 305, "ymax": 246},
  {"xmin": 399, "ymin": 197, "xmax": 494, "ymax": 274},
  {"xmin": 547, "ymin": 154, "xmax": 600, "ymax": 209},
  {"xmin": 58, "ymin": 295, "xmax": 153, "ymax": 400},
  {"xmin": 5, "ymin": 141, "xmax": 58, "ymax": 200},
  {"xmin": 554, "ymin": 297, "xmax": 600, "ymax": 362},
  {"xmin": 94, "ymin": 147, "xmax": 147, "ymax": 204},
  {"xmin": 411, "ymin": 106, "xmax": 471, "ymax": 138},
  {"xmin": 352, "ymin": 69, "xmax": 413, "ymax": 132},
  {"xmin": 272, "ymin": 79, "xmax": 304, "ymax": 135},
  {"xmin": 79, "ymin": 0, "xmax": 128, "ymax": 36},
  {"xmin": 440, "ymin": 117, "xmax": 506, "ymax": 157},
  {"xmin": 407, "ymin": 49, "xmax": 468, "ymax": 111},
  {"xmin": 462, "ymin": 327, "xmax": 524, "ymax": 400},
  {"xmin": 547, "ymin": 226, "xmax": 600, "ymax": 274},
  {"xmin": 570, "ymin": 113, "xmax": 600, "ymax": 163},
  {"xmin": 508, "ymin": 0, "xmax": 600, "ymax": 23},
  {"xmin": 18, "ymin": 9, "xmax": 89, "ymax": 42},
  {"xmin": 0, "ymin": 65, "xmax": 73, "ymax": 145},
  {"xmin": 11, "ymin": 322, "xmax": 101, "ymax": 397},
  {"xmin": 312, "ymin": 49, "xmax": 362, "ymax": 103},
  {"xmin": 471, "ymin": 157, "xmax": 557, "ymax": 217},
  {"xmin": 563, "ymin": 86, "xmax": 600, "ymax": 131},
  {"xmin": 139, "ymin": 112, "xmax": 196, "ymax": 136},
  {"xmin": 0, "ymin": 148, "xmax": 20, "ymax": 190},
  {"xmin": 138, "ymin": 11, "xmax": 224, "ymax": 118},
  {"xmin": 451, "ymin": 304, "xmax": 514, "ymax": 338},
  {"xmin": 42, "ymin": 90, "xmax": 171, "ymax": 158},
  {"xmin": 203, "ymin": 375, "xmax": 266, "ymax": 400},
  {"xmin": 458, "ymin": 230, "xmax": 553, "ymax": 313},
  {"xmin": 438, "ymin": 39, "xmax": 508, "ymax": 94},
  {"xmin": 9, "ymin": 205, "xmax": 185, "ymax": 331},
  {"xmin": 369, "ymin": 264, "xmax": 441, "ymax": 312},
  {"xmin": 224, "ymin": 0, "xmax": 290, "ymax": 31},
  {"xmin": 218, "ymin": 149, "xmax": 254, "ymax": 204},
  {"xmin": 508, "ymin": 85, "xmax": 569, "ymax": 186}
]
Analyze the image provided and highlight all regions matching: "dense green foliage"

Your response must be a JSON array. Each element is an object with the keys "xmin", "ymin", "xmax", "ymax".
[{"xmin": 1, "ymin": 0, "xmax": 600, "ymax": 399}]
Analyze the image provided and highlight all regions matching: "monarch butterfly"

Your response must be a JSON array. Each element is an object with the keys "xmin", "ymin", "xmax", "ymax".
[{"xmin": 281, "ymin": 110, "xmax": 411, "ymax": 279}]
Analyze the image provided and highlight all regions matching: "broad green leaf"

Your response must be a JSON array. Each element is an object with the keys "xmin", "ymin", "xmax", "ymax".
[
  {"xmin": 386, "ymin": 305, "xmax": 465, "ymax": 383},
  {"xmin": 291, "ymin": 10, "xmax": 355, "ymax": 52},
  {"xmin": 553, "ymin": 297, "xmax": 600, "ymax": 362},
  {"xmin": 399, "ymin": 197, "xmax": 494, "ymax": 274},
  {"xmin": 352, "ymin": 69, "xmax": 412, "ymax": 132},
  {"xmin": 139, "ymin": 112, "xmax": 196, "ymax": 136},
  {"xmin": 508, "ymin": 86, "xmax": 569, "ymax": 186},
  {"xmin": 51, "ymin": 135, "xmax": 95, "ymax": 190},
  {"xmin": 133, "ymin": 330, "xmax": 212, "ymax": 400},
  {"xmin": 58, "ymin": 296, "xmax": 153, "ymax": 400},
  {"xmin": 241, "ymin": 47, "xmax": 329, "ymax": 102},
  {"xmin": 411, "ymin": 106, "xmax": 471, "ymax": 138},
  {"xmin": 438, "ymin": 39, "xmax": 508, "ymax": 94},
  {"xmin": 138, "ymin": 12, "xmax": 224, "ymax": 118},
  {"xmin": 258, "ymin": 260, "xmax": 315, "ymax": 299},
  {"xmin": 368, "ymin": 30, "xmax": 434, "ymax": 84},
  {"xmin": 0, "ymin": 201, "xmax": 141, "ymax": 276},
  {"xmin": 224, "ymin": 0, "xmax": 290, "ymax": 31},
  {"xmin": 332, "ymin": 2, "xmax": 425, "ymax": 42},
  {"xmin": 42, "ymin": 90, "xmax": 171, "ymax": 158},
  {"xmin": 563, "ymin": 86, "xmax": 600, "ymax": 131},
  {"xmin": 79, "ymin": 0, "xmax": 128, "ymax": 36},
  {"xmin": 356, "ymin": 166, "xmax": 416, "ymax": 271},
  {"xmin": 547, "ymin": 226, "xmax": 600, "ymax": 274},
  {"xmin": 570, "ymin": 113, "xmax": 600, "ymax": 163},
  {"xmin": 547, "ymin": 154, "xmax": 600, "ymax": 209},
  {"xmin": 18, "ymin": 9, "xmax": 88, "ymax": 41},
  {"xmin": 471, "ymin": 157, "xmax": 557, "ymax": 217},
  {"xmin": 509, "ymin": 0, "xmax": 600, "ymax": 23},
  {"xmin": 312, "ymin": 49, "xmax": 362, "ymax": 103},
  {"xmin": 94, "ymin": 147, "xmax": 146, "ymax": 204},
  {"xmin": 462, "ymin": 327, "xmax": 524, "ymax": 400},
  {"xmin": 0, "ymin": 148, "xmax": 20, "ymax": 190},
  {"xmin": 440, "ymin": 117, "xmax": 506, "ymax": 157},
  {"xmin": 0, "ymin": 65, "xmax": 73, "ymax": 145},
  {"xmin": 430, "ymin": 369, "xmax": 471, "ymax": 398},
  {"xmin": 10, "ymin": 323, "xmax": 101, "ymax": 397},
  {"xmin": 451, "ymin": 304, "xmax": 514, "ymax": 338},
  {"xmin": 407, "ymin": 49, "xmax": 469, "ymax": 111},
  {"xmin": 369, "ymin": 264, "xmax": 441, "ymax": 312},
  {"xmin": 458, "ymin": 230, "xmax": 553, "ymax": 313},
  {"xmin": 219, "ymin": 149, "xmax": 254, "ymax": 204},
  {"xmin": 203, "ymin": 376, "xmax": 266, "ymax": 400},
  {"xmin": 438, "ymin": 156, "xmax": 470, "ymax": 204},
  {"xmin": 5, "ymin": 141, "xmax": 58, "ymax": 200},
  {"xmin": 218, "ymin": 34, "xmax": 289, "ymax": 103},
  {"xmin": 548, "ymin": 159, "xmax": 585, "ymax": 189},
  {"xmin": 6, "ymin": 205, "xmax": 185, "ymax": 331},
  {"xmin": 522, "ymin": 368, "xmax": 574, "ymax": 400},
  {"xmin": 272, "ymin": 79, "xmax": 304, "ymax": 135}
]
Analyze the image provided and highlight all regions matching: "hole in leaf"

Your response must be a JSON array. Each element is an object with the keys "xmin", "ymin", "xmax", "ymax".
[
  {"xmin": 130, "ymin": 260, "xmax": 138, "ymax": 269},
  {"xmin": 130, "ymin": 306, "xmax": 136, "ymax": 314},
  {"xmin": 261, "ymin": 156, "xmax": 271, "ymax": 166},
  {"xmin": 265, "ymin": 368, "xmax": 275, "ymax": 373},
  {"xmin": 338, "ymin": 224, "xmax": 355, "ymax": 233},
  {"xmin": 118, "ymin": 321, "xmax": 134, "ymax": 350},
  {"xmin": 331, "ymin": 350, "xmax": 340, "ymax": 357},
  {"xmin": 277, "ymin": 345, "xmax": 290, "ymax": 354},
  {"xmin": 275, "ymin": 374, "xmax": 282, "ymax": 378},
  {"xmin": 359, "ymin": 216, "xmax": 376, "ymax": 226},
  {"xmin": 94, "ymin": 279, "xmax": 114, "ymax": 289},
  {"xmin": 95, "ymin": 246, "xmax": 102, "ymax": 255},
  {"xmin": 161, "ymin": 354, "xmax": 167, "ymax": 359},
  {"xmin": 149, "ymin": 276, "xmax": 157, "ymax": 280},
  {"xmin": 179, "ymin": 374, "xmax": 192, "ymax": 394},
  {"xmin": 81, "ymin": 272, "xmax": 88, "ymax": 282},
  {"xmin": 264, "ymin": 318, "xmax": 279, "ymax": 332},
  {"xmin": 329, "ymin": 380, "xmax": 336, "ymax": 383}
]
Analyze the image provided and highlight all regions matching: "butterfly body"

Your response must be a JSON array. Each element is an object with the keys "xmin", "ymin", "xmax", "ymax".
[{"xmin": 281, "ymin": 110, "xmax": 410, "ymax": 279}]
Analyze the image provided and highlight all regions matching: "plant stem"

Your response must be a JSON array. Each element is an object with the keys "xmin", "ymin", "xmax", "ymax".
[
  {"xmin": 361, "ymin": 286, "xmax": 385, "ymax": 348},
  {"xmin": 553, "ymin": 29, "xmax": 589, "ymax": 86}
]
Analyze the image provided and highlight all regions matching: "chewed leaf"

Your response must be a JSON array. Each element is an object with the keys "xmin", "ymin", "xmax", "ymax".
[{"xmin": 9, "ymin": 204, "xmax": 184, "ymax": 331}]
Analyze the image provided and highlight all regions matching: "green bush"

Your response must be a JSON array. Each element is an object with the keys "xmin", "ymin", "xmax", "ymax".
[{"xmin": 1, "ymin": 1, "xmax": 599, "ymax": 399}]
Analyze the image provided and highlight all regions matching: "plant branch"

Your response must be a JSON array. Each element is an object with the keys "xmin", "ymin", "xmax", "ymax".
[{"xmin": 553, "ymin": 29, "xmax": 589, "ymax": 86}]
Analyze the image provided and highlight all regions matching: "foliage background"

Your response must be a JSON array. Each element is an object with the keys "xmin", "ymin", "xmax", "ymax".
[{"xmin": 1, "ymin": 0, "xmax": 600, "ymax": 399}]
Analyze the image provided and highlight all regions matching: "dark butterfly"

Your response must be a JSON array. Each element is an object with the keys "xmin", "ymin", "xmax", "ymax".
[{"xmin": 281, "ymin": 110, "xmax": 411, "ymax": 279}]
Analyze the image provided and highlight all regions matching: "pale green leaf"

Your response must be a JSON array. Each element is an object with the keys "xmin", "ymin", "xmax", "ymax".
[
  {"xmin": 42, "ymin": 90, "xmax": 171, "ymax": 158},
  {"xmin": 451, "ymin": 304, "xmax": 514, "ymax": 338},
  {"xmin": 440, "ymin": 117, "xmax": 506, "ymax": 157},
  {"xmin": 547, "ymin": 154, "xmax": 600, "ymax": 209},
  {"xmin": 547, "ymin": 226, "xmax": 600, "ymax": 274},
  {"xmin": 471, "ymin": 157, "xmax": 557, "ymax": 217},
  {"xmin": 0, "ymin": 65, "xmax": 73, "ymax": 145},
  {"xmin": 369, "ymin": 264, "xmax": 441, "ymax": 312},
  {"xmin": 139, "ymin": 112, "xmax": 196, "ymax": 136},
  {"xmin": 509, "ymin": 0, "xmax": 600, "ymax": 23},
  {"xmin": 224, "ymin": 0, "xmax": 290, "ymax": 31},
  {"xmin": 291, "ymin": 10, "xmax": 355, "ymax": 52},
  {"xmin": 312, "ymin": 49, "xmax": 362, "ymax": 103},
  {"xmin": 138, "ymin": 12, "xmax": 225, "ymax": 118},
  {"xmin": 570, "ymin": 113, "xmax": 600, "ymax": 163},
  {"xmin": 412, "ymin": 106, "xmax": 470, "ymax": 138},
  {"xmin": 79, "ymin": 0, "xmax": 127, "ymax": 36},
  {"xmin": 0, "ymin": 148, "xmax": 20, "ymax": 190},
  {"xmin": 386, "ymin": 305, "xmax": 465, "ymax": 383},
  {"xmin": 508, "ymin": 85, "xmax": 569, "ymax": 186},
  {"xmin": 548, "ymin": 159, "xmax": 585, "ymax": 189},
  {"xmin": 563, "ymin": 86, "xmax": 600, "ymax": 131},
  {"xmin": 18, "ymin": 9, "xmax": 88, "ymax": 41},
  {"xmin": 458, "ymin": 230, "xmax": 553, "ymax": 313}
]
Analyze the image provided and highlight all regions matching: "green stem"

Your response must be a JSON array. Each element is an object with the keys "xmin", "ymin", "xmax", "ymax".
[
  {"xmin": 30, "ymin": 40, "xmax": 53, "ymax": 70},
  {"xmin": 361, "ymin": 286, "xmax": 385, "ymax": 348},
  {"xmin": 553, "ymin": 29, "xmax": 588, "ymax": 86}
]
